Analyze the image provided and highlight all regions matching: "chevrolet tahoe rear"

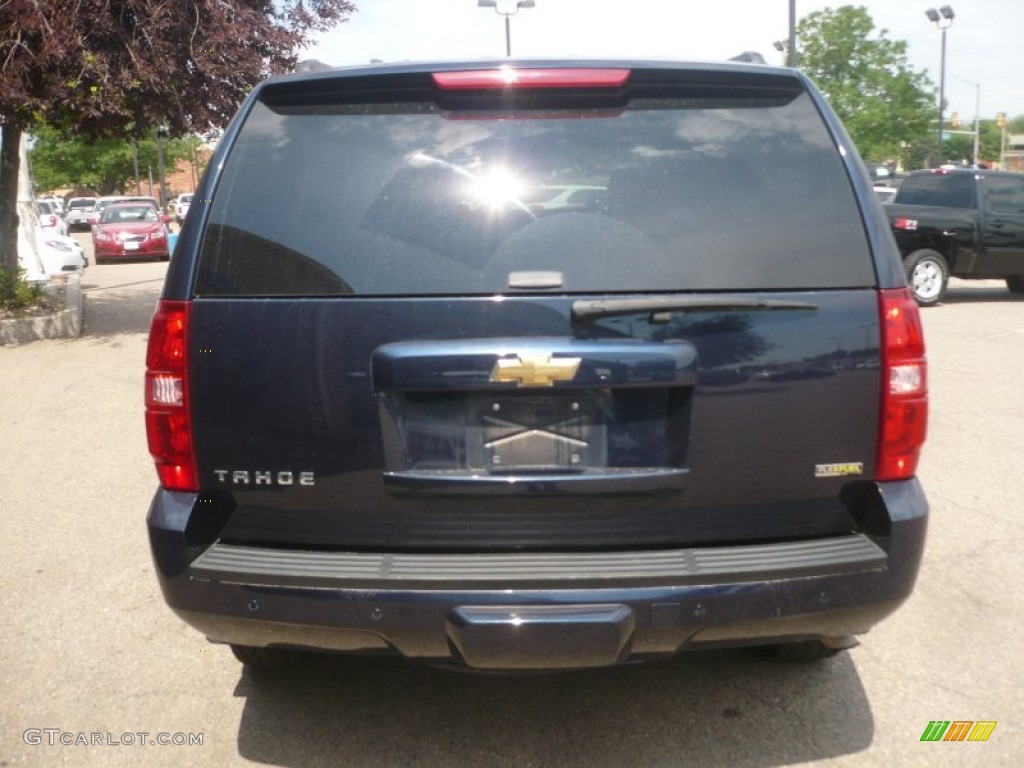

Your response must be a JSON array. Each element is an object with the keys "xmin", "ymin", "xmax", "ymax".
[{"xmin": 146, "ymin": 60, "xmax": 928, "ymax": 671}]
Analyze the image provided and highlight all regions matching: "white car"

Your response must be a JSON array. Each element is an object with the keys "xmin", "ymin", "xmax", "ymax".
[
  {"xmin": 175, "ymin": 193, "xmax": 194, "ymax": 223},
  {"xmin": 66, "ymin": 197, "xmax": 97, "ymax": 231},
  {"xmin": 38, "ymin": 232, "xmax": 87, "ymax": 274},
  {"xmin": 39, "ymin": 195, "xmax": 66, "ymax": 217},
  {"xmin": 36, "ymin": 200, "xmax": 68, "ymax": 237},
  {"xmin": 18, "ymin": 229, "xmax": 86, "ymax": 278}
]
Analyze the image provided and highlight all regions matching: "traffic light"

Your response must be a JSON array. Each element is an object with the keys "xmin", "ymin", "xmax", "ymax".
[
  {"xmin": 950, "ymin": 112, "xmax": 959, "ymax": 129},
  {"xmin": 996, "ymin": 112, "xmax": 1006, "ymax": 129}
]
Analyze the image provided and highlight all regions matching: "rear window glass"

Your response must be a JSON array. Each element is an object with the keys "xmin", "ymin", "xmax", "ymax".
[
  {"xmin": 196, "ymin": 84, "xmax": 874, "ymax": 296},
  {"xmin": 894, "ymin": 173, "xmax": 977, "ymax": 209},
  {"xmin": 101, "ymin": 205, "xmax": 160, "ymax": 223}
]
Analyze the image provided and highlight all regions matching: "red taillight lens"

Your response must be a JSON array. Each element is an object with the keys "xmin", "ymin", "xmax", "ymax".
[
  {"xmin": 433, "ymin": 68, "xmax": 630, "ymax": 90},
  {"xmin": 145, "ymin": 300, "xmax": 197, "ymax": 491},
  {"xmin": 877, "ymin": 288, "xmax": 928, "ymax": 481}
]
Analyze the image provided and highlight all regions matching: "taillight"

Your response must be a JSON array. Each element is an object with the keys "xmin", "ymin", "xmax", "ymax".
[
  {"xmin": 877, "ymin": 288, "xmax": 928, "ymax": 481},
  {"xmin": 49, "ymin": 215, "xmax": 57, "ymax": 227},
  {"xmin": 433, "ymin": 68, "xmax": 630, "ymax": 90},
  {"xmin": 145, "ymin": 301, "xmax": 197, "ymax": 491}
]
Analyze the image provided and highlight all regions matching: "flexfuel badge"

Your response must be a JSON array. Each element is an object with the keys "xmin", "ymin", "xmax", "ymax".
[{"xmin": 815, "ymin": 462, "xmax": 864, "ymax": 478}]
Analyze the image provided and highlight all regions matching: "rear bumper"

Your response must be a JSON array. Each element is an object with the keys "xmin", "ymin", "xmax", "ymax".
[{"xmin": 148, "ymin": 479, "xmax": 927, "ymax": 669}]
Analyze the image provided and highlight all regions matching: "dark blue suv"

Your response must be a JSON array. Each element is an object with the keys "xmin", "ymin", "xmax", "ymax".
[{"xmin": 146, "ymin": 60, "xmax": 928, "ymax": 670}]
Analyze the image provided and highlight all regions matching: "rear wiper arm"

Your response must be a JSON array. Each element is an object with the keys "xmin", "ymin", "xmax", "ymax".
[{"xmin": 571, "ymin": 295, "xmax": 818, "ymax": 324}]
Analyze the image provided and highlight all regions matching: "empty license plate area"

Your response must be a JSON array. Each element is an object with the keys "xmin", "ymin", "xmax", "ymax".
[
  {"xmin": 469, "ymin": 392, "xmax": 607, "ymax": 473},
  {"xmin": 384, "ymin": 387, "xmax": 690, "ymax": 475}
]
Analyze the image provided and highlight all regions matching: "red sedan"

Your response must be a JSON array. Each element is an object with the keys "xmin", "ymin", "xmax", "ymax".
[{"xmin": 92, "ymin": 202, "xmax": 172, "ymax": 263}]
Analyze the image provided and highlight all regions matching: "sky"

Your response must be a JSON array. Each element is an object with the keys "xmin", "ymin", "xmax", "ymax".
[{"xmin": 305, "ymin": 0, "xmax": 1024, "ymax": 124}]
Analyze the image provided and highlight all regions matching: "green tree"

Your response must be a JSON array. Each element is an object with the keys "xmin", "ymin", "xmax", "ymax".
[
  {"xmin": 29, "ymin": 124, "xmax": 200, "ymax": 195},
  {"xmin": 796, "ymin": 6, "xmax": 934, "ymax": 168},
  {"xmin": 0, "ymin": 0, "xmax": 356, "ymax": 302}
]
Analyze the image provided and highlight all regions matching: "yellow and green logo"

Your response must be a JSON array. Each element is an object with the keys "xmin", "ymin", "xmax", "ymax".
[{"xmin": 921, "ymin": 721, "xmax": 997, "ymax": 742}]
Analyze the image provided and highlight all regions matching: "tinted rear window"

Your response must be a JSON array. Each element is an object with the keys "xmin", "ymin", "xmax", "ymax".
[
  {"xmin": 196, "ymin": 79, "xmax": 874, "ymax": 296},
  {"xmin": 894, "ymin": 173, "xmax": 977, "ymax": 209}
]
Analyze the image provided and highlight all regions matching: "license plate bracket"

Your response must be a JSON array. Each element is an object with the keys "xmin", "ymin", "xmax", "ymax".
[{"xmin": 466, "ymin": 392, "xmax": 607, "ymax": 472}]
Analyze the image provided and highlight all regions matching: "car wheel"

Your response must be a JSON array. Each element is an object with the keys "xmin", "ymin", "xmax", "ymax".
[
  {"xmin": 767, "ymin": 640, "xmax": 849, "ymax": 662},
  {"xmin": 1006, "ymin": 277, "xmax": 1024, "ymax": 293},
  {"xmin": 903, "ymin": 249, "xmax": 949, "ymax": 306},
  {"xmin": 229, "ymin": 644, "xmax": 296, "ymax": 671}
]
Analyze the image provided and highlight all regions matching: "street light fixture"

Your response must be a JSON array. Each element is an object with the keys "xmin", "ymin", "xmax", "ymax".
[
  {"xmin": 478, "ymin": 0, "xmax": 535, "ymax": 58},
  {"xmin": 926, "ymin": 5, "xmax": 955, "ymax": 166}
]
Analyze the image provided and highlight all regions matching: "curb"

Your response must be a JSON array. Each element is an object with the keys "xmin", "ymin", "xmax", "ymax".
[{"xmin": 0, "ymin": 274, "xmax": 84, "ymax": 345}]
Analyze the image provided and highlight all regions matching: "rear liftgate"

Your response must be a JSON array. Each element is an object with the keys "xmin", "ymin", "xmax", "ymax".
[{"xmin": 374, "ymin": 338, "xmax": 695, "ymax": 669}]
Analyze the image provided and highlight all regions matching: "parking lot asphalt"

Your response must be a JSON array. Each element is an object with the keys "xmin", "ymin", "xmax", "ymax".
[{"xmin": 0, "ymin": 247, "xmax": 1021, "ymax": 766}]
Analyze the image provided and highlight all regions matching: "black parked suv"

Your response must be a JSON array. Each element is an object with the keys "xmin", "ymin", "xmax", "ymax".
[{"xmin": 146, "ymin": 60, "xmax": 929, "ymax": 671}]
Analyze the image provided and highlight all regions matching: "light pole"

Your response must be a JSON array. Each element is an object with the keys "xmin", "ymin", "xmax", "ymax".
[
  {"xmin": 478, "ymin": 0, "xmax": 535, "ymax": 57},
  {"xmin": 926, "ymin": 6, "xmax": 955, "ymax": 167},
  {"xmin": 156, "ymin": 127, "xmax": 168, "ymax": 208},
  {"xmin": 949, "ymin": 74, "xmax": 980, "ymax": 166},
  {"xmin": 788, "ymin": 0, "xmax": 797, "ymax": 68},
  {"xmin": 131, "ymin": 137, "xmax": 141, "ymax": 195},
  {"xmin": 972, "ymin": 81, "xmax": 980, "ymax": 167},
  {"xmin": 997, "ymin": 112, "xmax": 1007, "ymax": 168},
  {"xmin": 774, "ymin": 1, "xmax": 798, "ymax": 68}
]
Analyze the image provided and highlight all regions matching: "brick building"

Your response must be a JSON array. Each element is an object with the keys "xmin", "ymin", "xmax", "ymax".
[
  {"xmin": 164, "ymin": 147, "xmax": 213, "ymax": 200},
  {"xmin": 1003, "ymin": 134, "xmax": 1024, "ymax": 172}
]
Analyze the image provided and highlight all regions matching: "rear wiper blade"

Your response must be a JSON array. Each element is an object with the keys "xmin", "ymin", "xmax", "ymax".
[{"xmin": 571, "ymin": 295, "xmax": 818, "ymax": 323}]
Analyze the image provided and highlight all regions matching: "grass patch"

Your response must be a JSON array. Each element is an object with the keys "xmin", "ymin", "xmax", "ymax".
[{"xmin": 0, "ymin": 268, "xmax": 60, "ymax": 318}]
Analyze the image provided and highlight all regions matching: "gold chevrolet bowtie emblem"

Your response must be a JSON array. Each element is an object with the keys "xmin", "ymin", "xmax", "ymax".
[{"xmin": 490, "ymin": 353, "xmax": 581, "ymax": 387}]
